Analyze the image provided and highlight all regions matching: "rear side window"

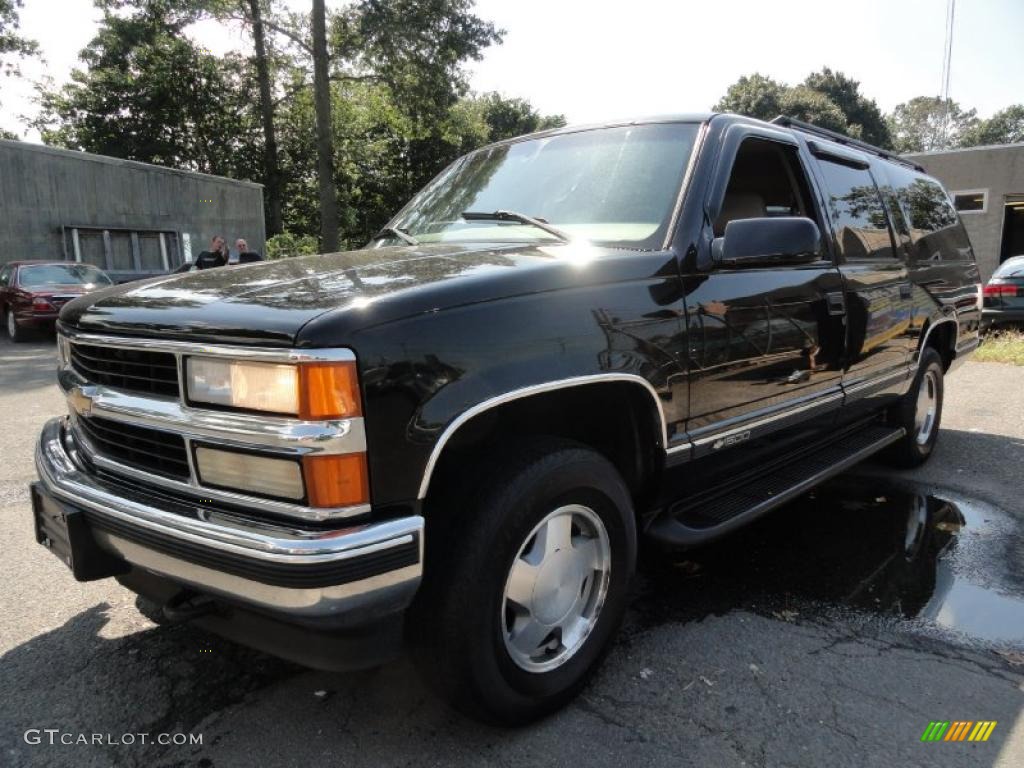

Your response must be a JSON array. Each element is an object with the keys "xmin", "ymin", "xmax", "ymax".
[
  {"xmin": 884, "ymin": 166, "xmax": 972, "ymax": 262},
  {"xmin": 815, "ymin": 160, "xmax": 895, "ymax": 260}
]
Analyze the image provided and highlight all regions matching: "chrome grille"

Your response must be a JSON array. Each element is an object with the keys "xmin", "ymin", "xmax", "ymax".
[
  {"xmin": 69, "ymin": 343, "xmax": 180, "ymax": 398},
  {"xmin": 76, "ymin": 415, "xmax": 190, "ymax": 481}
]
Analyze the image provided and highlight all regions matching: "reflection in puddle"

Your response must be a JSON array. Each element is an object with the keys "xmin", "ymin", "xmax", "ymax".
[{"xmin": 637, "ymin": 478, "xmax": 1024, "ymax": 648}]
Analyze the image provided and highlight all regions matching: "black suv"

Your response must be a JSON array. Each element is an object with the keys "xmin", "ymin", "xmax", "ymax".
[{"xmin": 31, "ymin": 113, "xmax": 981, "ymax": 724}]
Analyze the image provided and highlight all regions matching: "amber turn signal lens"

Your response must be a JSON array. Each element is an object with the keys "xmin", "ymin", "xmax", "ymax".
[
  {"xmin": 299, "ymin": 362, "xmax": 361, "ymax": 420},
  {"xmin": 303, "ymin": 453, "xmax": 369, "ymax": 507}
]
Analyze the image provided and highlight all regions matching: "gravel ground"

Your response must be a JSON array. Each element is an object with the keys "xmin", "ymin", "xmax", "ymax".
[{"xmin": 1, "ymin": 335, "xmax": 1021, "ymax": 768}]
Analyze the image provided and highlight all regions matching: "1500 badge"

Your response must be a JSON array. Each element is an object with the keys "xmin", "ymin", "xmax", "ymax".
[{"xmin": 713, "ymin": 430, "xmax": 751, "ymax": 450}]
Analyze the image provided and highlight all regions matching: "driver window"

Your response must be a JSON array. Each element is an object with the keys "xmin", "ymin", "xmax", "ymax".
[{"xmin": 715, "ymin": 138, "xmax": 817, "ymax": 237}]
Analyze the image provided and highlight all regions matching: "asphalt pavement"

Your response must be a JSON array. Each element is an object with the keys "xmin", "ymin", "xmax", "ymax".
[{"xmin": 1, "ymin": 334, "xmax": 1021, "ymax": 768}]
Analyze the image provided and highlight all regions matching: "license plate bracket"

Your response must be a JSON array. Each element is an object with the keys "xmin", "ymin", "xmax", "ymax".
[{"xmin": 31, "ymin": 482, "xmax": 129, "ymax": 581}]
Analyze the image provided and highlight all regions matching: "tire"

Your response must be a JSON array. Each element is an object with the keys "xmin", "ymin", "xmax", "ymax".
[
  {"xmin": 412, "ymin": 438, "xmax": 637, "ymax": 725},
  {"xmin": 883, "ymin": 347, "xmax": 944, "ymax": 468},
  {"xmin": 6, "ymin": 308, "xmax": 29, "ymax": 343}
]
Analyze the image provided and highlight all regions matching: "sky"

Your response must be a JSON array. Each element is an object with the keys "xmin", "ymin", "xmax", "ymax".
[{"xmin": 1, "ymin": 0, "xmax": 1021, "ymax": 140}]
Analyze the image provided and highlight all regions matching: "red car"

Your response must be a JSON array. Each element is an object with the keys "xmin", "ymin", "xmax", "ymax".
[{"xmin": 0, "ymin": 261, "xmax": 113, "ymax": 343}]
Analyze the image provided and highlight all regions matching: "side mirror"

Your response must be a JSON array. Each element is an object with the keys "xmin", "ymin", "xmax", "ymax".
[{"xmin": 712, "ymin": 216, "xmax": 821, "ymax": 268}]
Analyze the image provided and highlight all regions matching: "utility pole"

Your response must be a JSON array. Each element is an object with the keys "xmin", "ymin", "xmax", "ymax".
[{"xmin": 939, "ymin": 0, "xmax": 956, "ymax": 148}]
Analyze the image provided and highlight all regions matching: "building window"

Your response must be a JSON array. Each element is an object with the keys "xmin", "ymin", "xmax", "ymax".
[
  {"xmin": 951, "ymin": 189, "xmax": 987, "ymax": 214},
  {"xmin": 62, "ymin": 226, "xmax": 182, "ymax": 275}
]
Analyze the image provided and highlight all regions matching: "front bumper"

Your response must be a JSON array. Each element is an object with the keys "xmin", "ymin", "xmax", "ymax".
[{"xmin": 34, "ymin": 417, "xmax": 424, "ymax": 625}]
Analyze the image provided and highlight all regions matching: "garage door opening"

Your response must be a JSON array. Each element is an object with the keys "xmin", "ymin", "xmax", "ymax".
[{"xmin": 1000, "ymin": 195, "xmax": 1024, "ymax": 263}]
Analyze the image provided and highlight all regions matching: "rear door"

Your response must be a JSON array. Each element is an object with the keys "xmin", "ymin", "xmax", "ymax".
[
  {"xmin": 684, "ymin": 126, "xmax": 847, "ymax": 461},
  {"xmin": 807, "ymin": 144, "xmax": 914, "ymax": 411}
]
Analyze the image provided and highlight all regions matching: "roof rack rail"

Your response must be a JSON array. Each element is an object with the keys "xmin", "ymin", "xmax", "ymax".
[{"xmin": 770, "ymin": 115, "xmax": 925, "ymax": 173}]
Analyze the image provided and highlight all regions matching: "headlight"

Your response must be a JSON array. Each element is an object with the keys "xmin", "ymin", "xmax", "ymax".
[
  {"xmin": 188, "ymin": 358, "xmax": 299, "ymax": 414},
  {"xmin": 186, "ymin": 358, "xmax": 361, "ymax": 419}
]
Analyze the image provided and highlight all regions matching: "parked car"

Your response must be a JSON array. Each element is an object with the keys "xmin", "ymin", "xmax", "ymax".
[
  {"xmin": 981, "ymin": 255, "xmax": 1024, "ymax": 327},
  {"xmin": 30, "ymin": 113, "xmax": 981, "ymax": 724},
  {"xmin": 0, "ymin": 261, "xmax": 113, "ymax": 342}
]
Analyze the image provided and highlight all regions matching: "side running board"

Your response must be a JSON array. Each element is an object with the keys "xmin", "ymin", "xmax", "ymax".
[{"xmin": 647, "ymin": 424, "xmax": 906, "ymax": 548}]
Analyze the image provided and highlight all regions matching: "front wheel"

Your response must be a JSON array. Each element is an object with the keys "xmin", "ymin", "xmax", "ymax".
[
  {"xmin": 883, "ymin": 347, "xmax": 944, "ymax": 467},
  {"xmin": 412, "ymin": 439, "xmax": 636, "ymax": 724},
  {"xmin": 6, "ymin": 308, "xmax": 29, "ymax": 343}
]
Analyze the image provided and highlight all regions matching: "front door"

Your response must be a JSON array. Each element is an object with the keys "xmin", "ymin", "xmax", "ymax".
[{"xmin": 684, "ymin": 129, "xmax": 847, "ymax": 464}]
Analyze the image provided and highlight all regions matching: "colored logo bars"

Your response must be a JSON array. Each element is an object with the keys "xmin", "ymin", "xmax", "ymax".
[{"xmin": 921, "ymin": 721, "xmax": 998, "ymax": 742}]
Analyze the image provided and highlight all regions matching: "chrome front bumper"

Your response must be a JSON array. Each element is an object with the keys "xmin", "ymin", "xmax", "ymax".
[{"xmin": 35, "ymin": 417, "xmax": 424, "ymax": 622}]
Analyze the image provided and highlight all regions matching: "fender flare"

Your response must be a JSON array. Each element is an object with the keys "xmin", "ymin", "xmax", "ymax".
[
  {"xmin": 416, "ymin": 374, "xmax": 668, "ymax": 499},
  {"xmin": 916, "ymin": 316, "xmax": 959, "ymax": 367}
]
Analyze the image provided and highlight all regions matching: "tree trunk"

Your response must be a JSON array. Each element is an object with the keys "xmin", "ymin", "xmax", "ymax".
[
  {"xmin": 311, "ymin": 0, "xmax": 338, "ymax": 252},
  {"xmin": 248, "ymin": 0, "xmax": 282, "ymax": 236}
]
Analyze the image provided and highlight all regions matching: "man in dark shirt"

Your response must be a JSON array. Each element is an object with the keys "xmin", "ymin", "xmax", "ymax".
[
  {"xmin": 233, "ymin": 238, "xmax": 262, "ymax": 264},
  {"xmin": 194, "ymin": 235, "xmax": 228, "ymax": 270}
]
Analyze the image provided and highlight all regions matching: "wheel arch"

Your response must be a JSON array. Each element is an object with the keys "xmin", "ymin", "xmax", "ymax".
[
  {"xmin": 917, "ymin": 316, "xmax": 958, "ymax": 371},
  {"xmin": 416, "ymin": 376, "xmax": 667, "ymax": 505}
]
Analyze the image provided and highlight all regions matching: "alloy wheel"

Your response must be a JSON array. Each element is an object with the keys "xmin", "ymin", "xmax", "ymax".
[
  {"xmin": 501, "ymin": 504, "xmax": 611, "ymax": 673},
  {"xmin": 914, "ymin": 368, "xmax": 939, "ymax": 445}
]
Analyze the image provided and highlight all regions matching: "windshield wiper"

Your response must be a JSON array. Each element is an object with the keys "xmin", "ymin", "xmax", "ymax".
[
  {"xmin": 370, "ymin": 226, "xmax": 419, "ymax": 246},
  {"xmin": 462, "ymin": 210, "xmax": 571, "ymax": 242}
]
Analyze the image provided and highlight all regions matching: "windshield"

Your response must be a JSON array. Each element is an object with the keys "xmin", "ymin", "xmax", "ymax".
[
  {"xmin": 390, "ymin": 122, "xmax": 700, "ymax": 249},
  {"xmin": 18, "ymin": 264, "xmax": 112, "ymax": 288}
]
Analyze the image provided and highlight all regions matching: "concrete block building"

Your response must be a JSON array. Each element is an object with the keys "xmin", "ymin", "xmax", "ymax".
[
  {"xmin": 0, "ymin": 140, "xmax": 265, "ymax": 282},
  {"xmin": 907, "ymin": 143, "xmax": 1024, "ymax": 280}
]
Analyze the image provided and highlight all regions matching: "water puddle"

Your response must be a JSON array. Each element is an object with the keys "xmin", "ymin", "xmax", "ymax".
[{"xmin": 634, "ymin": 477, "xmax": 1024, "ymax": 648}]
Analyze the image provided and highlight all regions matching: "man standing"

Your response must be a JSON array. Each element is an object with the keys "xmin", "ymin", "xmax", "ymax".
[{"xmin": 194, "ymin": 235, "xmax": 229, "ymax": 270}]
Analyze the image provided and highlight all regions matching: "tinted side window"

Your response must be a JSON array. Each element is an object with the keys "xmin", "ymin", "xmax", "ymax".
[
  {"xmin": 816, "ymin": 160, "xmax": 894, "ymax": 260},
  {"xmin": 0, "ymin": 266, "xmax": 10, "ymax": 287},
  {"xmin": 886, "ymin": 165, "xmax": 972, "ymax": 262}
]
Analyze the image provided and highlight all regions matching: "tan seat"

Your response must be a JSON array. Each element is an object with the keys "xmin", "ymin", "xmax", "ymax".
[{"xmin": 714, "ymin": 193, "xmax": 766, "ymax": 236}]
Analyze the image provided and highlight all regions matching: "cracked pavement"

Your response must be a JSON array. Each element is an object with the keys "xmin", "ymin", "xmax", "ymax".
[{"xmin": 1, "ymin": 336, "xmax": 1021, "ymax": 768}]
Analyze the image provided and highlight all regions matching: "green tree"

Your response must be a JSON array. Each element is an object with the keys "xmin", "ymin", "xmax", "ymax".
[
  {"xmin": 801, "ymin": 68, "xmax": 891, "ymax": 147},
  {"xmin": 777, "ymin": 85, "xmax": 847, "ymax": 134},
  {"xmin": 713, "ymin": 73, "xmax": 784, "ymax": 121},
  {"xmin": 886, "ymin": 96, "xmax": 978, "ymax": 153},
  {"xmin": 960, "ymin": 105, "xmax": 1024, "ymax": 147},
  {"xmin": 468, "ymin": 92, "xmax": 565, "ymax": 143},
  {"xmin": 714, "ymin": 69, "xmax": 892, "ymax": 148},
  {"xmin": 33, "ymin": 0, "xmax": 553, "ymax": 251},
  {"xmin": 34, "ymin": 5, "xmax": 260, "ymax": 177},
  {"xmin": 0, "ymin": 0, "xmax": 37, "ymax": 77}
]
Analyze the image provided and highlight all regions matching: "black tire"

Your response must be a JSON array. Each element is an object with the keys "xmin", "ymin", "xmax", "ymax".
[
  {"xmin": 6, "ymin": 308, "xmax": 29, "ymax": 343},
  {"xmin": 883, "ymin": 347, "xmax": 944, "ymax": 468},
  {"xmin": 412, "ymin": 438, "xmax": 637, "ymax": 725}
]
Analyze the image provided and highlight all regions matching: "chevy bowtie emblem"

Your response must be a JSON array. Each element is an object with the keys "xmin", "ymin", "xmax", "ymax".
[{"xmin": 68, "ymin": 387, "xmax": 94, "ymax": 417}]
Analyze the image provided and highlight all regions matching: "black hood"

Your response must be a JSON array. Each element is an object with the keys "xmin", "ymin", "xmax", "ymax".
[{"xmin": 60, "ymin": 241, "xmax": 668, "ymax": 345}]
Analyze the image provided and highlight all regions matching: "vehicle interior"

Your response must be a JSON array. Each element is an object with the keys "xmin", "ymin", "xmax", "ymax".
[{"xmin": 714, "ymin": 138, "xmax": 818, "ymax": 237}]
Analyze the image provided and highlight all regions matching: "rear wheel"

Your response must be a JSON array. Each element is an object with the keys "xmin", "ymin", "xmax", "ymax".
[
  {"xmin": 883, "ymin": 347, "xmax": 944, "ymax": 467},
  {"xmin": 412, "ymin": 439, "xmax": 636, "ymax": 724}
]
